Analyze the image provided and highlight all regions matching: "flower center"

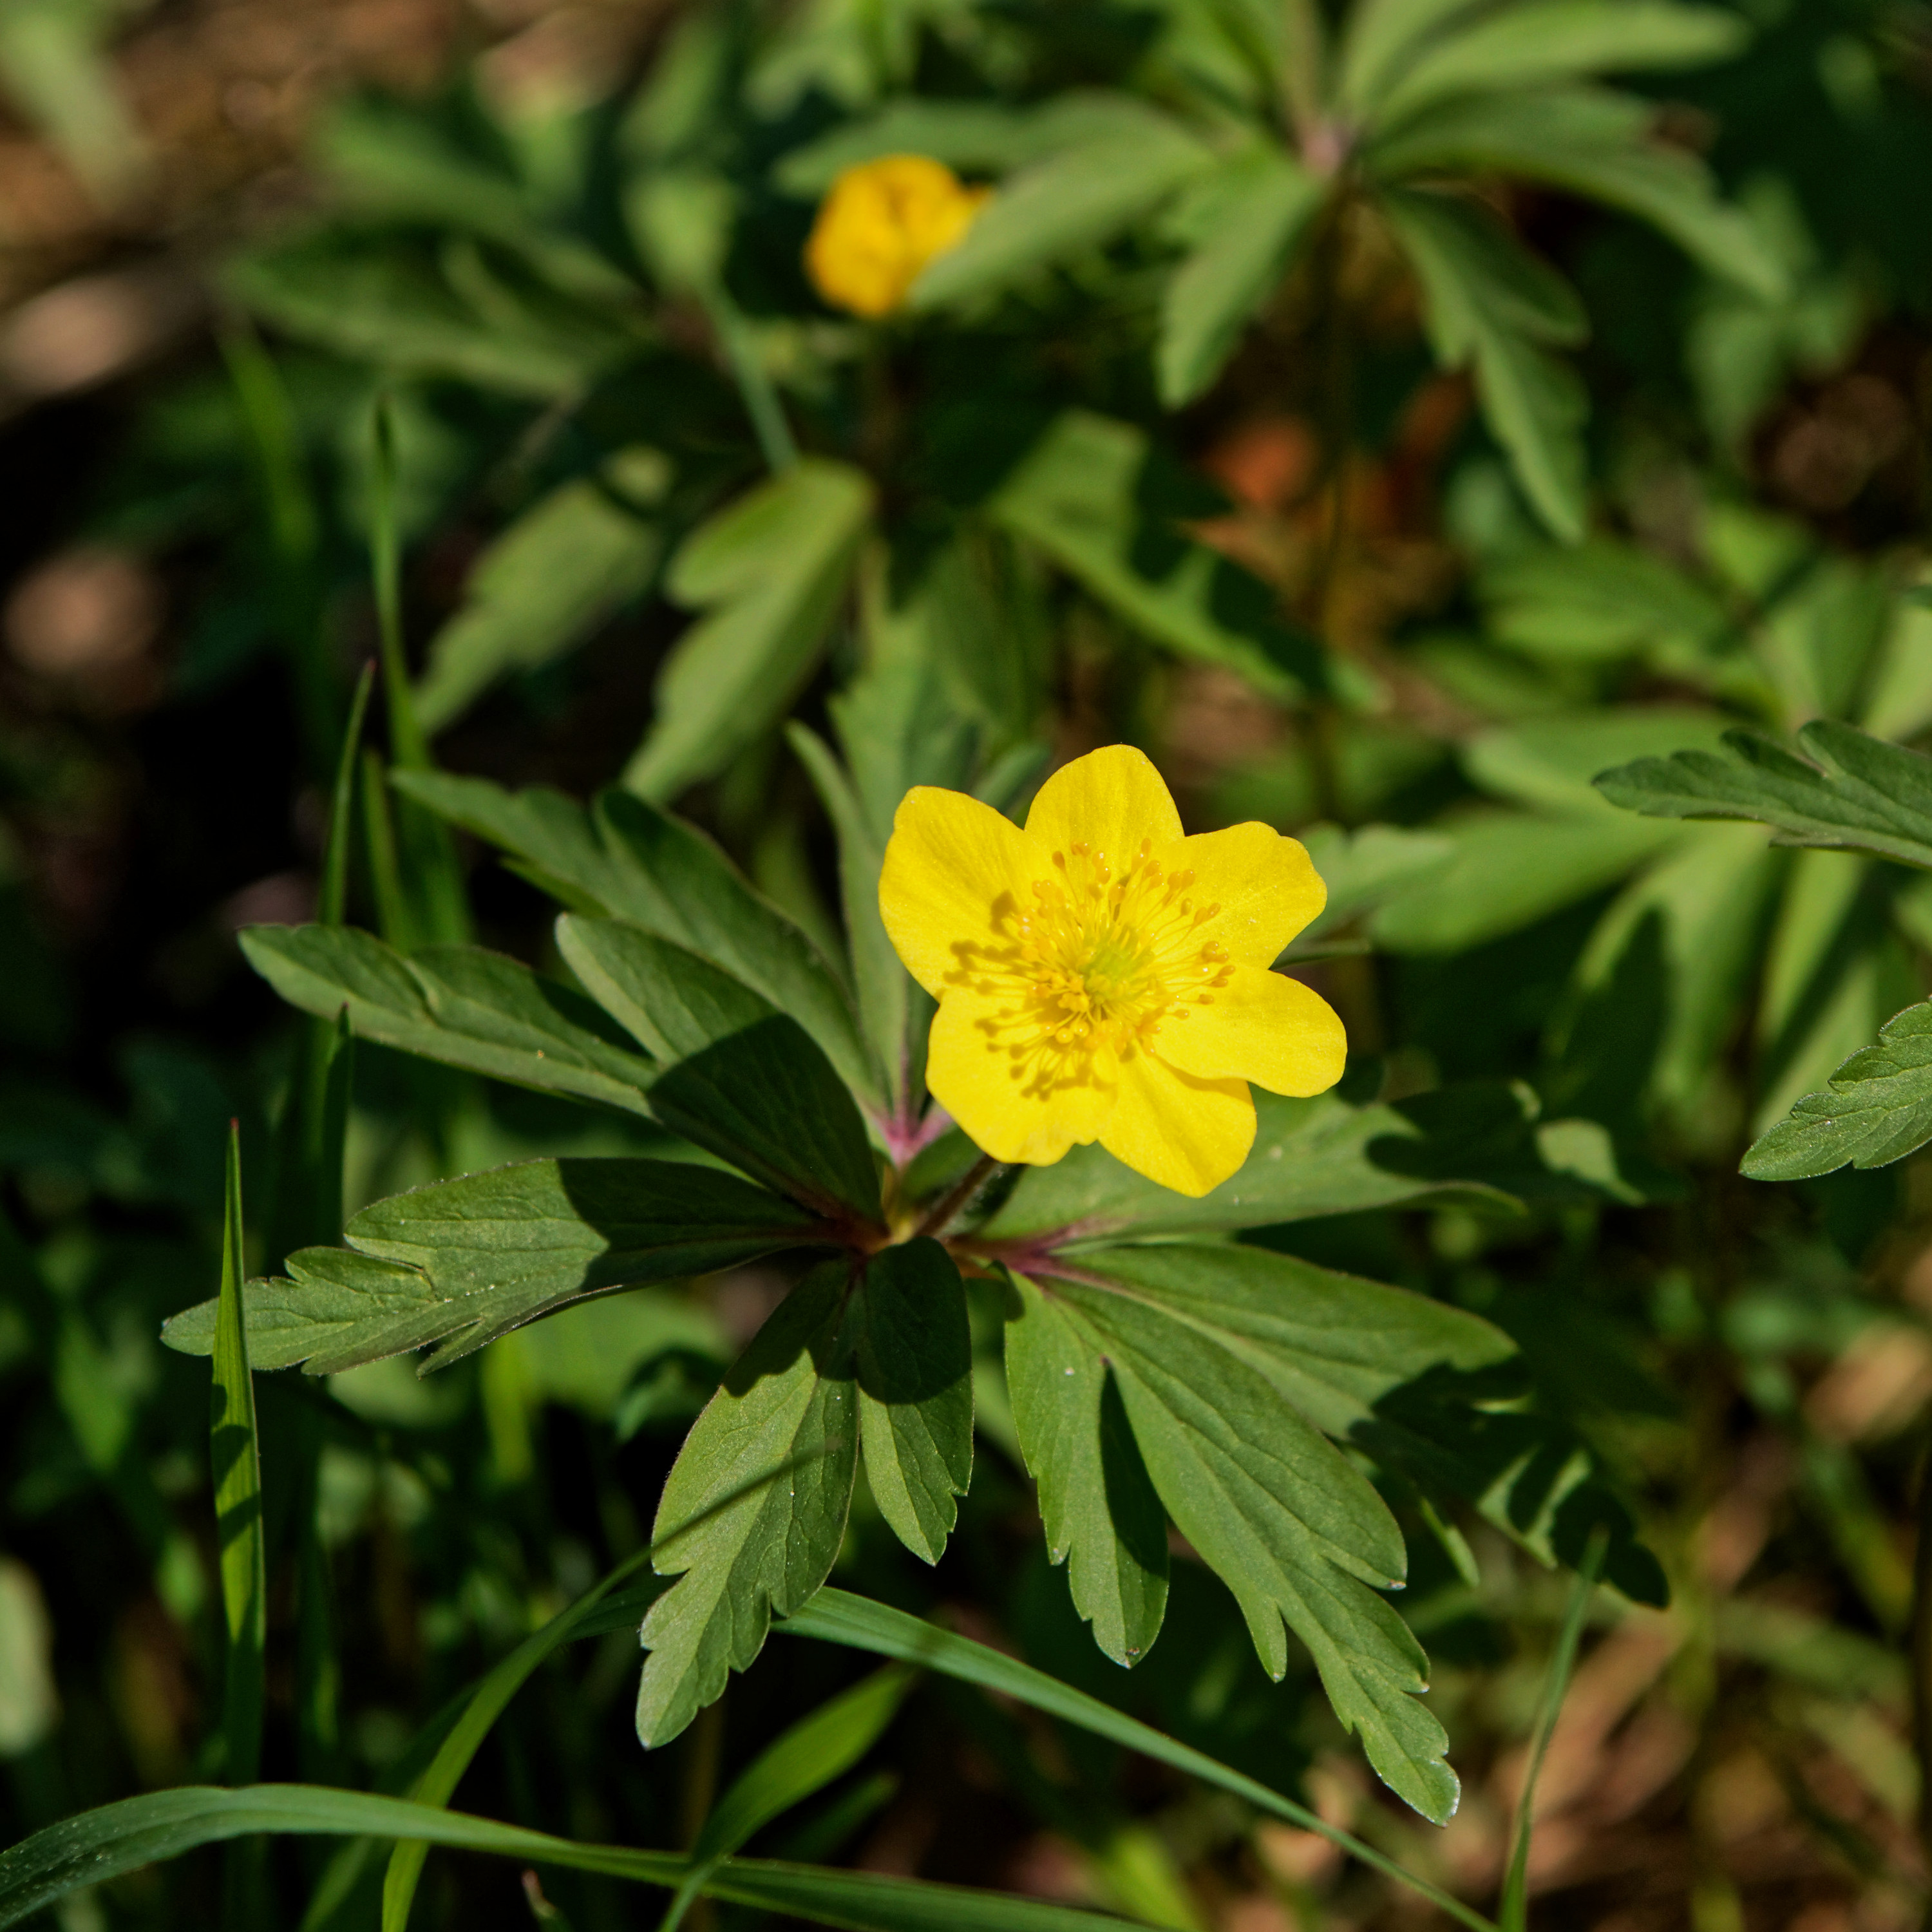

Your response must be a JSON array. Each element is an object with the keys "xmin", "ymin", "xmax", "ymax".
[{"xmin": 959, "ymin": 838, "xmax": 1235, "ymax": 1093}]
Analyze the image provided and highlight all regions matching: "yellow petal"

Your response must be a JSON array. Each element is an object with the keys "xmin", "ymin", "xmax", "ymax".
[
  {"xmin": 880, "ymin": 786, "xmax": 1041, "ymax": 999},
  {"xmin": 1155, "ymin": 965, "xmax": 1346, "ymax": 1097},
  {"xmin": 1099, "ymin": 1050, "xmax": 1254, "ymax": 1197},
  {"xmin": 926, "ymin": 987, "xmax": 1118, "ymax": 1166},
  {"xmin": 1157, "ymin": 822, "xmax": 1326, "ymax": 965},
  {"xmin": 1025, "ymin": 745, "xmax": 1183, "ymax": 868}
]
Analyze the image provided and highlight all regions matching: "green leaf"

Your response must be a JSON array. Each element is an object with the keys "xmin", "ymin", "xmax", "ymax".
[
  {"xmin": 1005, "ymin": 1274, "xmax": 1169, "ymax": 1666},
  {"xmin": 163, "ymin": 1159, "xmax": 820, "ymax": 1376},
  {"xmin": 1380, "ymin": 188, "xmax": 1587, "ymax": 541},
  {"xmin": 1476, "ymin": 539, "xmax": 1729, "ymax": 662},
  {"xmin": 393, "ymin": 772, "xmax": 882, "ymax": 1112},
  {"xmin": 637, "ymin": 1262, "xmax": 862, "ymax": 1747},
  {"xmin": 1009, "ymin": 1255, "xmax": 1461, "ymax": 1821},
  {"xmin": 774, "ymin": 100, "xmax": 1037, "ymax": 194},
  {"xmin": 0, "ymin": 0, "xmax": 146, "ymax": 202},
  {"xmin": 239, "ymin": 925, "xmax": 657, "ymax": 1116},
  {"xmin": 1366, "ymin": 88, "xmax": 1785, "ymax": 299},
  {"xmin": 988, "ymin": 412, "xmax": 1325, "ymax": 699},
  {"xmin": 1370, "ymin": 3, "xmax": 1748, "ymax": 130},
  {"xmin": 1594, "ymin": 718, "xmax": 1932, "ymax": 871},
  {"xmin": 1336, "ymin": 0, "xmax": 1488, "ymax": 113},
  {"xmin": 556, "ymin": 916, "xmax": 881, "ymax": 1220},
  {"xmin": 910, "ymin": 105, "xmax": 1212, "ymax": 310},
  {"xmin": 225, "ymin": 238, "xmax": 629, "ymax": 399},
  {"xmin": 981, "ymin": 1086, "xmax": 1541, "ymax": 1247},
  {"xmin": 1742, "ymin": 1000, "xmax": 1932, "ymax": 1180},
  {"xmin": 383, "ymin": 1549, "xmax": 662, "ymax": 1932},
  {"xmin": 0, "ymin": 1783, "xmax": 1172, "ymax": 1932},
  {"xmin": 780, "ymin": 1591, "xmax": 1499, "ymax": 1932},
  {"xmin": 413, "ymin": 453, "xmax": 669, "ymax": 734},
  {"xmin": 211, "ymin": 1126, "xmax": 265, "ymax": 1788},
  {"xmin": 659, "ymin": 1666, "xmax": 913, "ymax": 1932},
  {"xmin": 1158, "ymin": 150, "xmax": 1323, "ymax": 406},
  {"xmin": 853, "ymin": 1240, "xmax": 972, "ymax": 1565},
  {"xmin": 623, "ymin": 460, "xmax": 873, "ymax": 802}
]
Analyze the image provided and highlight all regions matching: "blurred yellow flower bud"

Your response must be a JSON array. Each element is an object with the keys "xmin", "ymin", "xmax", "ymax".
[{"xmin": 804, "ymin": 155, "xmax": 989, "ymax": 319}]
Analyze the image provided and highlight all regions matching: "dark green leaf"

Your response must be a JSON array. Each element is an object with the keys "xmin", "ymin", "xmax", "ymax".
[
  {"xmin": 162, "ymin": 1158, "xmax": 820, "ymax": 1376},
  {"xmin": 240, "ymin": 924, "xmax": 657, "ymax": 1115},
  {"xmin": 1159, "ymin": 150, "xmax": 1323, "ymax": 406},
  {"xmin": 1742, "ymin": 999, "xmax": 1932, "ymax": 1181},
  {"xmin": 988, "ymin": 412, "xmax": 1325, "ymax": 699},
  {"xmin": 1477, "ymin": 541, "xmax": 1729, "ymax": 662},
  {"xmin": 1005, "ymin": 1274, "xmax": 1169, "ymax": 1666},
  {"xmin": 1594, "ymin": 718, "xmax": 1932, "ymax": 871},
  {"xmin": 413, "ymin": 453, "xmax": 668, "ymax": 734},
  {"xmin": 393, "ymin": 772, "xmax": 882, "ymax": 1110},
  {"xmin": 1336, "ymin": 0, "xmax": 1488, "ymax": 113},
  {"xmin": 556, "ymin": 916, "xmax": 880, "ymax": 1220},
  {"xmin": 1011, "ymin": 1251, "xmax": 1464, "ymax": 1821},
  {"xmin": 638, "ymin": 1262, "xmax": 862, "ymax": 1747},
  {"xmin": 623, "ymin": 460, "xmax": 873, "ymax": 801},
  {"xmin": 980, "ymin": 1089, "xmax": 1517, "ymax": 1245},
  {"xmin": 853, "ymin": 1240, "xmax": 972, "ymax": 1565}
]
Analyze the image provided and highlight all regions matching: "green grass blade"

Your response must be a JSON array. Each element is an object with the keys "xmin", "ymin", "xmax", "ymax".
[
  {"xmin": 379, "ymin": 1547, "xmax": 660, "ymax": 1931},
  {"xmin": 320, "ymin": 661, "xmax": 374, "ymax": 927},
  {"xmin": 659, "ymin": 1665, "xmax": 913, "ymax": 1932},
  {"xmin": 0, "ymin": 1785, "xmax": 1167, "ymax": 1932},
  {"xmin": 1499, "ymin": 1530, "xmax": 1605, "ymax": 1932},
  {"xmin": 781, "ymin": 1588, "xmax": 1499, "ymax": 1932},
  {"xmin": 211, "ymin": 1124, "xmax": 267, "ymax": 1929},
  {"xmin": 359, "ymin": 749, "xmax": 416, "ymax": 951}
]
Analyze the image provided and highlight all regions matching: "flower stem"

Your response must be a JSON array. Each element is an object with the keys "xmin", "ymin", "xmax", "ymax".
[{"xmin": 912, "ymin": 1153, "xmax": 1000, "ymax": 1242}]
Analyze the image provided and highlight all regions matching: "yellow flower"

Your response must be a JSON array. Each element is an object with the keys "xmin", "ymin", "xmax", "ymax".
[
  {"xmin": 879, "ymin": 745, "xmax": 1346, "ymax": 1197},
  {"xmin": 804, "ymin": 155, "xmax": 989, "ymax": 319}
]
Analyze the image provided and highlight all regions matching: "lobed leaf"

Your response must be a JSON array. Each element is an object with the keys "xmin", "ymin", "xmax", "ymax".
[
  {"xmin": 1593, "ymin": 718, "xmax": 1932, "ymax": 871},
  {"xmin": 557, "ymin": 915, "xmax": 881, "ymax": 1220},
  {"xmin": 1742, "ymin": 999, "xmax": 1932, "ymax": 1181},
  {"xmin": 240, "ymin": 924, "xmax": 657, "ymax": 1115},
  {"xmin": 162, "ymin": 1157, "xmax": 815, "ymax": 1375},
  {"xmin": 394, "ymin": 770, "xmax": 882, "ymax": 1110}
]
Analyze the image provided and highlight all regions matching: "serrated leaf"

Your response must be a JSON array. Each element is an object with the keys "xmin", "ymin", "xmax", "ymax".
[
  {"xmin": 1594, "ymin": 718, "xmax": 1932, "ymax": 870},
  {"xmin": 1370, "ymin": 2, "xmax": 1748, "ymax": 130},
  {"xmin": 556, "ymin": 916, "xmax": 881, "ymax": 1221},
  {"xmin": 1367, "ymin": 87, "xmax": 1785, "ymax": 299},
  {"xmin": 852, "ymin": 1240, "xmax": 972, "ymax": 1563},
  {"xmin": 1381, "ymin": 187, "xmax": 1588, "ymax": 541},
  {"xmin": 909, "ymin": 106, "xmax": 1212, "ymax": 309},
  {"xmin": 413, "ymin": 457, "xmax": 668, "ymax": 734},
  {"xmin": 638, "ymin": 1262, "xmax": 861, "ymax": 1747},
  {"xmin": 1158, "ymin": 150, "xmax": 1323, "ymax": 406},
  {"xmin": 1005, "ymin": 1274, "xmax": 1169, "ymax": 1665},
  {"xmin": 623, "ymin": 460, "xmax": 873, "ymax": 802},
  {"xmin": 1742, "ymin": 1000, "xmax": 1932, "ymax": 1180},
  {"xmin": 988, "ymin": 411, "xmax": 1325, "ymax": 697},
  {"xmin": 240, "ymin": 924, "xmax": 657, "ymax": 1115},
  {"xmin": 981, "ymin": 1089, "xmax": 1517, "ymax": 1246},
  {"xmin": 1013, "ymin": 1260, "xmax": 1458, "ymax": 1821},
  {"xmin": 162, "ymin": 1158, "xmax": 814, "ymax": 1375},
  {"xmin": 394, "ymin": 771, "xmax": 882, "ymax": 1111}
]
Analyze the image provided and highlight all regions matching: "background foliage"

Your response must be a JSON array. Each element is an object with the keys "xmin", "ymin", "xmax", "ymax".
[{"xmin": 3, "ymin": 0, "xmax": 1932, "ymax": 1928}]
